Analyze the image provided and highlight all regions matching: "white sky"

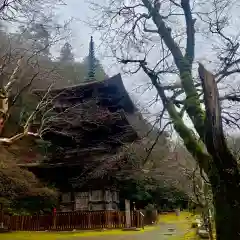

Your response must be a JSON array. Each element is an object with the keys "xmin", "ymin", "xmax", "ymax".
[
  {"xmin": 55, "ymin": 0, "xmax": 167, "ymax": 119},
  {"xmin": 50, "ymin": 0, "xmax": 240, "ymax": 135}
]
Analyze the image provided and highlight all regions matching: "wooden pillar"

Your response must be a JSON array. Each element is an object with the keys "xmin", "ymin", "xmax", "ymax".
[
  {"xmin": 125, "ymin": 199, "xmax": 131, "ymax": 228},
  {"xmin": 105, "ymin": 190, "xmax": 111, "ymax": 228},
  {"xmin": 88, "ymin": 190, "xmax": 92, "ymax": 211},
  {"xmin": 72, "ymin": 191, "xmax": 75, "ymax": 211}
]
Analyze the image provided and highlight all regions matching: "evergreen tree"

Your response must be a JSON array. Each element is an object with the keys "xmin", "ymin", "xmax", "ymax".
[
  {"xmin": 86, "ymin": 36, "xmax": 96, "ymax": 81},
  {"xmin": 59, "ymin": 42, "xmax": 74, "ymax": 63}
]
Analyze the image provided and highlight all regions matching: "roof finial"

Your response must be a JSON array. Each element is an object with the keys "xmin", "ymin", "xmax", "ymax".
[{"xmin": 87, "ymin": 36, "xmax": 96, "ymax": 82}]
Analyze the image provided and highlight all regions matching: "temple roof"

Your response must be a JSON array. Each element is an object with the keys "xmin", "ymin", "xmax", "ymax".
[
  {"xmin": 44, "ymin": 73, "xmax": 121, "ymax": 92},
  {"xmin": 34, "ymin": 73, "xmax": 137, "ymax": 114},
  {"xmin": 20, "ymin": 73, "xmax": 157, "ymax": 183}
]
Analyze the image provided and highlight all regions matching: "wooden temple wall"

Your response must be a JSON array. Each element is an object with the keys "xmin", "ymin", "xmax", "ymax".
[{"xmin": 60, "ymin": 189, "xmax": 119, "ymax": 212}]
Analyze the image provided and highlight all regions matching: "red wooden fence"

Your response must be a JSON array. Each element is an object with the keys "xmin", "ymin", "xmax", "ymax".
[{"xmin": 3, "ymin": 211, "xmax": 144, "ymax": 231}]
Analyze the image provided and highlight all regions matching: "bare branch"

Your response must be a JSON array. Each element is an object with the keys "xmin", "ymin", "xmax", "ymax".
[
  {"xmin": 0, "ymin": 83, "xmax": 53, "ymax": 144},
  {"xmin": 142, "ymin": 0, "xmax": 184, "ymax": 70},
  {"xmin": 181, "ymin": 0, "xmax": 196, "ymax": 66}
]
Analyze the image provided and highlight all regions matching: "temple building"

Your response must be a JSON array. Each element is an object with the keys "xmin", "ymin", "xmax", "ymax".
[{"xmin": 18, "ymin": 37, "xmax": 151, "ymax": 211}]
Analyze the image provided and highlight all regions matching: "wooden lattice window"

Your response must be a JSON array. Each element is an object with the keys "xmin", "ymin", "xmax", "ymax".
[
  {"xmin": 75, "ymin": 192, "xmax": 89, "ymax": 210},
  {"xmin": 91, "ymin": 190, "xmax": 103, "ymax": 201},
  {"xmin": 112, "ymin": 203, "xmax": 118, "ymax": 210},
  {"xmin": 61, "ymin": 192, "xmax": 71, "ymax": 203},
  {"xmin": 112, "ymin": 191, "xmax": 119, "ymax": 202},
  {"xmin": 91, "ymin": 203, "xmax": 104, "ymax": 211},
  {"xmin": 105, "ymin": 190, "xmax": 112, "ymax": 202}
]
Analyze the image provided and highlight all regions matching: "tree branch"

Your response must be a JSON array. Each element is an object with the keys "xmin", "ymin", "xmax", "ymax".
[
  {"xmin": 181, "ymin": 0, "xmax": 196, "ymax": 66},
  {"xmin": 141, "ymin": 0, "xmax": 206, "ymax": 142},
  {"xmin": 4, "ymin": 56, "xmax": 24, "ymax": 92},
  {"xmin": 141, "ymin": 0, "xmax": 184, "ymax": 70},
  {"xmin": 0, "ymin": 83, "xmax": 53, "ymax": 144},
  {"xmin": 121, "ymin": 58, "xmax": 211, "ymax": 174}
]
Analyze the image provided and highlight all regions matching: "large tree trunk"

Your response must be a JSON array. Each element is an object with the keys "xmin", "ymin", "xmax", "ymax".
[
  {"xmin": 211, "ymin": 170, "xmax": 240, "ymax": 240},
  {"xmin": 199, "ymin": 64, "xmax": 240, "ymax": 240}
]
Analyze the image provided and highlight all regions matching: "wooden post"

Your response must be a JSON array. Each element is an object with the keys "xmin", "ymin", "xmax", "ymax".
[
  {"xmin": 88, "ymin": 212, "xmax": 91, "ymax": 229},
  {"xmin": 20, "ymin": 216, "xmax": 24, "ymax": 230},
  {"xmin": 118, "ymin": 211, "xmax": 121, "ymax": 228},
  {"xmin": 136, "ymin": 211, "xmax": 139, "ymax": 228},
  {"xmin": 0, "ymin": 203, "xmax": 3, "ymax": 229},
  {"xmin": 140, "ymin": 211, "xmax": 145, "ymax": 229},
  {"xmin": 72, "ymin": 191, "xmax": 75, "ymax": 211},
  {"xmin": 125, "ymin": 199, "xmax": 131, "ymax": 228},
  {"xmin": 106, "ymin": 211, "xmax": 111, "ymax": 228},
  {"xmin": 52, "ymin": 208, "xmax": 56, "ymax": 230}
]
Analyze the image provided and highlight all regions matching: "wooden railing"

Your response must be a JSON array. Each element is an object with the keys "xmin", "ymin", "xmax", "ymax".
[{"xmin": 3, "ymin": 210, "xmax": 144, "ymax": 231}]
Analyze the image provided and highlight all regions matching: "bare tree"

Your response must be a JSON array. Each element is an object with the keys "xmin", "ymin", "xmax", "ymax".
[
  {"xmin": 0, "ymin": 0, "xmax": 66, "ymax": 23},
  {"xmin": 0, "ymin": 39, "xmax": 57, "ymax": 216},
  {"xmin": 0, "ymin": 33, "xmax": 69, "ymax": 144},
  {"xmin": 0, "ymin": 1, "xmax": 72, "ymax": 213},
  {"xmin": 88, "ymin": 0, "xmax": 240, "ymax": 238},
  {"xmin": 0, "ymin": 0, "xmax": 73, "ymax": 144}
]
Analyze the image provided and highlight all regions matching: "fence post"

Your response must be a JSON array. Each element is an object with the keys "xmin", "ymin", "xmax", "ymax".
[
  {"xmin": 140, "ymin": 211, "xmax": 144, "ymax": 229},
  {"xmin": 20, "ymin": 216, "xmax": 24, "ymax": 231},
  {"xmin": 52, "ymin": 208, "xmax": 56, "ymax": 230},
  {"xmin": 118, "ymin": 211, "xmax": 121, "ymax": 228},
  {"xmin": 107, "ymin": 211, "xmax": 112, "ymax": 228},
  {"xmin": 0, "ymin": 203, "xmax": 3, "ymax": 229},
  {"xmin": 106, "ymin": 211, "xmax": 109, "ymax": 228},
  {"xmin": 88, "ymin": 212, "xmax": 91, "ymax": 229},
  {"xmin": 125, "ymin": 199, "xmax": 131, "ymax": 228},
  {"xmin": 137, "ymin": 211, "xmax": 139, "ymax": 228}
]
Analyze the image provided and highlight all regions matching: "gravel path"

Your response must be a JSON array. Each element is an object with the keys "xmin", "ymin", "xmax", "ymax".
[{"xmin": 61, "ymin": 223, "xmax": 188, "ymax": 240}]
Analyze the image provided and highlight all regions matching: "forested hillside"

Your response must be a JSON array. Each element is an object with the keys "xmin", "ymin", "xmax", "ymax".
[{"xmin": 0, "ymin": 14, "xmax": 108, "ymax": 213}]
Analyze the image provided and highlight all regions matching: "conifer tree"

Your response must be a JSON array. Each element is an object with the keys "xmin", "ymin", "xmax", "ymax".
[
  {"xmin": 87, "ymin": 36, "xmax": 96, "ymax": 81},
  {"xmin": 59, "ymin": 42, "xmax": 74, "ymax": 63}
]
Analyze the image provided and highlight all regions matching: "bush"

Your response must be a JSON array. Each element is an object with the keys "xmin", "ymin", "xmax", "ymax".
[{"xmin": 0, "ymin": 146, "xmax": 57, "ymax": 214}]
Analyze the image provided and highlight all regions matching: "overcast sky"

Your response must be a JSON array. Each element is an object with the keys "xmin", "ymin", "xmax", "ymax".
[
  {"xmin": 55, "ymin": 0, "xmax": 169, "ymax": 120},
  {"xmin": 56, "ymin": 1, "xmax": 97, "ymax": 60},
  {"xmin": 55, "ymin": 1, "xmax": 118, "ymax": 72},
  {"xmin": 54, "ymin": 0, "xmax": 240, "ymax": 135}
]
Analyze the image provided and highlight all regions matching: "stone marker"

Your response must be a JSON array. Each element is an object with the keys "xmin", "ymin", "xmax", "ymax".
[{"xmin": 197, "ymin": 227, "xmax": 209, "ymax": 239}]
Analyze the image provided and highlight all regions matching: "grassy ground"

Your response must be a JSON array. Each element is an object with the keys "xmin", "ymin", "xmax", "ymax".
[
  {"xmin": 0, "ymin": 226, "xmax": 156, "ymax": 240},
  {"xmin": 0, "ymin": 212, "xmax": 199, "ymax": 240},
  {"xmin": 157, "ymin": 212, "xmax": 198, "ymax": 240}
]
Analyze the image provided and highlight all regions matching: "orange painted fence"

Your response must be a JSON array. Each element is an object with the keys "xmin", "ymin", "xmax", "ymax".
[{"xmin": 3, "ymin": 210, "xmax": 144, "ymax": 231}]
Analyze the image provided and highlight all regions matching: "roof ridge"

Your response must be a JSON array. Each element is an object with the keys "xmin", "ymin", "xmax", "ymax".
[{"xmin": 33, "ymin": 73, "xmax": 122, "ymax": 93}]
